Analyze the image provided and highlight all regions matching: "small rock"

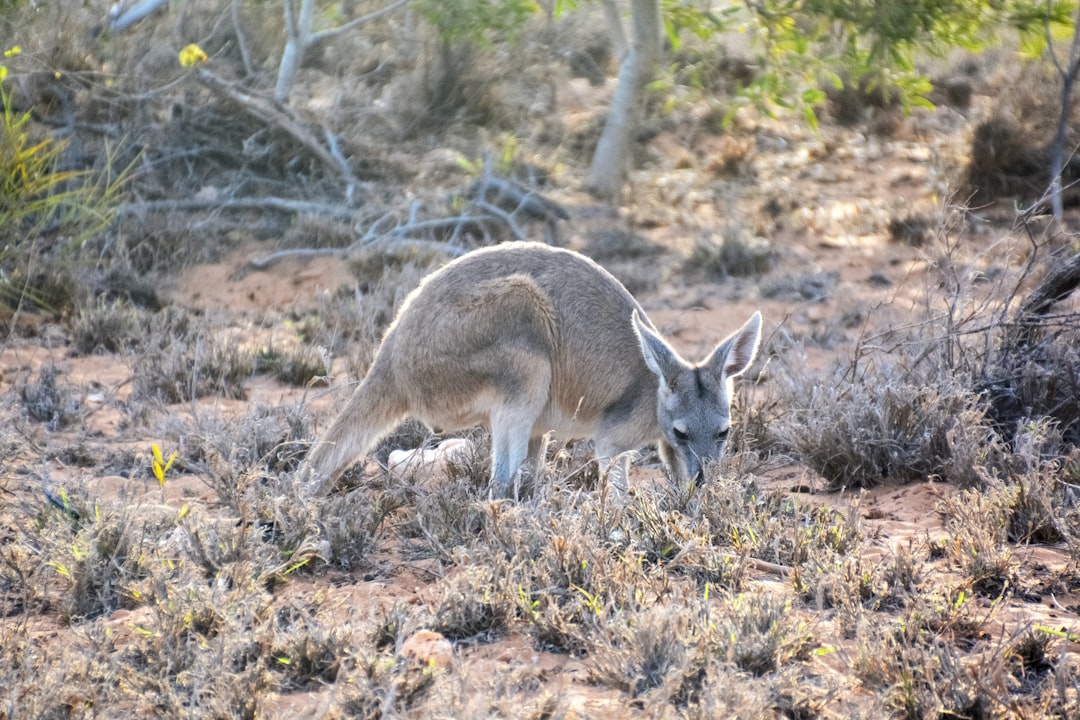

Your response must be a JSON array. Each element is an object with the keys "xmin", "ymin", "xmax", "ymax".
[{"xmin": 399, "ymin": 630, "xmax": 453, "ymax": 671}]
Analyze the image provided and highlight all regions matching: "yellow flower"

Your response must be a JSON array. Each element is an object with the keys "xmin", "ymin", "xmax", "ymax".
[
  {"xmin": 178, "ymin": 44, "xmax": 208, "ymax": 68},
  {"xmin": 152, "ymin": 443, "xmax": 178, "ymax": 487}
]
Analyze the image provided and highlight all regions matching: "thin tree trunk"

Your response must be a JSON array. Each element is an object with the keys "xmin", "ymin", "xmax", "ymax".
[
  {"xmin": 602, "ymin": 0, "xmax": 629, "ymax": 61},
  {"xmin": 1047, "ymin": 5, "xmax": 1080, "ymax": 225},
  {"xmin": 586, "ymin": 0, "xmax": 661, "ymax": 200},
  {"xmin": 274, "ymin": 0, "xmax": 313, "ymax": 104},
  {"xmin": 274, "ymin": 0, "xmax": 410, "ymax": 104}
]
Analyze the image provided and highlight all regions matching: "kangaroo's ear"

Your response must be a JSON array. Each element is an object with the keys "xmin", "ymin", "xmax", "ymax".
[
  {"xmin": 706, "ymin": 311, "xmax": 762, "ymax": 379},
  {"xmin": 632, "ymin": 310, "xmax": 681, "ymax": 382}
]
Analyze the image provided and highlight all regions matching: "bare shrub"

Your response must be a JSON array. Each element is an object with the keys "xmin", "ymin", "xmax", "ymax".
[
  {"xmin": 317, "ymin": 487, "xmax": 401, "ymax": 572},
  {"xmin": 19, "ymin": 488, "xmax": 171, "ymax": 622},
  {"xmin": 129, "ymin": 309, "xmax": 254, "ymax": 403},
  {"xmin": 856, "ymin": 606, "xmax": 1077, "ymax": 719},
  {"xmin": 18, "ymin": 363, "xmax": 81, "ymax": 430},
  {"xmin": 963, "ymin": 61, "xmax": 1080, "ymax": 207},
  {"xmin": 425, "ymin": 564, "xmax": 513, "ymax": 642},
  {"xmin": 939, "ymin": 487, "xmax": 1018, "ymax": 598},
  {"xmin": 587, "ymin": 603, "xmax": 694, "ymax": 697},
  {"xmin": 71, "ymin": 297, "xmax": 144, "ymax": 354},
  {"xmin": 254, "ymin": 341, "xmax": 326, "ymax": 387},
  {"xmin": 887, "ymin": 213, "xmax": 935, "ymax": 247},
  {"xmin": 769, "ymin": 358, "xmax": 985, "ymax": 490},
  {"xmin": 709, "ymin": 591, "xmax": 812, "ymax": 676},
  {"xmin": 415, "ymin": 663, "xmax": 564, "ymax": 720},
  {"xmin": 873, "ymin": 540, "xmax": 929, "ymax": 610},
  {"xmin": 405, "ymin": 434, "xmax": 492, "ymax": 558},
  {"xmin": 627, "ymin": 491, "xmax": 750, "ymax": 591},
  {"xmin": 268, "ymin": 604, "xmax": 358, "ymax": 687},
  {"xmin": 191, "ymin": 403, "xmax": 313, "ymax": 478},
  {"xmin": 122, "ymin": 580, "xmax": 274, "ymax": 716},
  {"xmin": 855, "ymin": 623, "xmax": 992, "ymax": 719},
  {"xmin": 983, "ymin": 327, "xmax": 1080, "ymax": 452},
  {"xmin": 685, "ymin": 228, "xmax": 776, "ymax": 278},
  {"xmin": 177, "ymin": 505, "xmax": 321, "ymax": 590},
  {"xmin": 672, "ymin": 664, "xmax": 811, "ymax": 720},
  {"xmin": 767, "ymin": 223, "xmax": 1080, "ymax": 493}
]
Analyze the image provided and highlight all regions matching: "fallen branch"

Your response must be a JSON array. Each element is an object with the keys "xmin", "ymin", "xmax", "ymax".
[
  {"xmin": 470, "ymin": 174, "xmax": 569, "ymax": 223},
  {"xmin": 1007, "ymin": 249, "xmax": 1080, "ymax": 349},
  {"xmin": 237, "ymin": 174, "xmax": 570, "ymax": 272},
  {"xmin": 473, "ymin": 199, "xmax": 527, "ymax": 241},
  {"xmin": 247, "ymin": 238, "xmax": 468, "ymax": 272},
  {"xmin": 747, "ymin": 557, "xmax": 791, "ymax": 576},
  {"xmin": 1018, "ymin": 251, "xmax": 1080, "ymax": 319},
  {"xmin": 117, "ymin": 196, "xmax": 359, "ymax": 219},
  {"xmin": 195, "ymin": 68, "xmax": 360, "ymax": 200},
  {"xmin": 106, "ymin": 0, "xmax": 167, "ymax": 32}
]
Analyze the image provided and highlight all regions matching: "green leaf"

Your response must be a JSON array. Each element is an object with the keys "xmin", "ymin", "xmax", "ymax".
[{"xmin": 663, "ymin": 17, "xmax": 682, "ymax": 52}]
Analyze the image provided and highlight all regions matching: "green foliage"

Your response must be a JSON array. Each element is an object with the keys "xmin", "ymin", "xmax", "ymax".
[
  {"xmin": 558, "ymin": 0, "xmax": 1074, "ymax": 128},
  {"xmin": 662, "ymin": 0, "xmax": 739, "ymax": 51},
  {"xmin": 0, "ymin": 77, "xmax": 130, "ymax": 312},
  {"xmin": 726, "ymin": 0, "xmax": 1076, "ymax": 124},
  {"xmin": 415, "ymin": 0, "xmax": 540, "ymax": 44}
]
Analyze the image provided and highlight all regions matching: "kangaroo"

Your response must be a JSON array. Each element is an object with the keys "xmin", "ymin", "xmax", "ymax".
[{"xmin": 297, "ymin": 242, "xmax": 762, "ymax": 497}]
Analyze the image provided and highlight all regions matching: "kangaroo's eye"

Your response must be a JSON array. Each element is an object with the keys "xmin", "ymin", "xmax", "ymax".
[
  {"xmin": 673, "ymin": 427, "xmax": 690, "ymax": 443},
  {"xmin": 716, "ymin": 428, "xmax": 729, "ymax": 441}
]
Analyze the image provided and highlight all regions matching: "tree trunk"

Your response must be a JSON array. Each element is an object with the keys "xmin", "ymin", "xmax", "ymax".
[
  {"xmin": 1048, "ymin": 7, "xmax": 1080, "ymax": 226},
  {"xmin": 586, "ymin": 0, "xmax": 661, "ymax": 200},
  {"xmin": 601, "ymin": 0, "xmax": 629, "ymax": 61},
  {"xmin": 275, "ymin": 0, "xmax": 315, "ymax": 104}
]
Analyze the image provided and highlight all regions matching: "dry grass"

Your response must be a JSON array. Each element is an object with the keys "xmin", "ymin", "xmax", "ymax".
[
  {"xmin": 3, "ymin": 1, "xmax": 1080, "ymax": 716},
  {"xmin": 5, "ymin": 241, "xmax": 1080, "ymax": 716}
]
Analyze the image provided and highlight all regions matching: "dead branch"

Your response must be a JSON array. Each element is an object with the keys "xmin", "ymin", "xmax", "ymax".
[
  {"xmin": 470, "ymin": 174, "xmax": 569, "ymax": 224},
  {"xmin": 748, "ymin": 557, "xmax": 791, "ymax": 576},
  {"xmin": 195, "ymin": 68, "xmax": 360, "ymax": 200},
  {"xmin": 245, "ymin": 247, "xmax": 345, "ymax": 271},
  {"xmin": 1018, "ymin": 251, "xmax": 1080, "ymax": 319},
  {"xmin": 473, "ymin": 200, "xmax": 526, "ymax": 241},
  {"xmin": 107, "ymin": 0, "xmax": 168, "ymax": 32},
  {"xmin": 117, "ymin": 196, "xmax": 358, "ymax": 219},
  {"xmin": 246, "ymin": 238, "xmax": 467, "ymax": 272},
  {"xmin": 310, "ymin": 0, "xmax": 411, "ymax": 43},
  {"xmin": 237, "ymin": 173, "xmax": 569, "ymax": 273},
  {"xmin": 231, "ymin": 0, "xmax": 254, "ymax": 78}
]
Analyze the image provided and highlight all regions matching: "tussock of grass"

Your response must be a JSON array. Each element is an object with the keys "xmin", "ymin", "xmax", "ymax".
[
  {"xmin": 71, "ymin": 297, "xmax": 144, "ymax": 355},
  {"xmin": 425, "ymin": 565, "xmax": 513, "ymax": 642},
  {"xmin": 130, "ymin": 312, "xmax": 254, "ymax": 403},
  {"xmin": 685, "ymin": 228, "xmax": 777, "ymax": 279},
  {"xmin": 588, "ymin": 603, "xmax": 694, "ymax": 697},
  {"xmin": 768, "ymin": 362, "xmax": 985, "ymax": 490},
  {"xmin": 254, "ymin": 342, "xmax": 327, "ymax": 387},
  {"xmin": 18, "ymin": 363, "xmax": 81, "ymax": 430},
  {"xmin": 764, "ymin": 229, "xmax": 1080, "ymax": 498},
  {"xmin": 12, "ymin": 488, "xmax": 167, "ymax": 622}
]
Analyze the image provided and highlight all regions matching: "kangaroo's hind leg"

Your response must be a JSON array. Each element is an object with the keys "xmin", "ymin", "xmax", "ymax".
[{"xmin": 489, "ymin": 360, "xmax": 552, "ymax": 499}]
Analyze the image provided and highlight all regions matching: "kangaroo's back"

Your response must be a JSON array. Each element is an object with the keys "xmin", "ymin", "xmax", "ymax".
[{"xmin": 403, "ymin": 243, "xmax": 656, "ymax": 433}]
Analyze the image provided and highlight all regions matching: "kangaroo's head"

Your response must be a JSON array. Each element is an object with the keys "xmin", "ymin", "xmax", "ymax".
[{"xmin": 632, "ymin": 310, "xmax": 762, "ymax": 487}]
